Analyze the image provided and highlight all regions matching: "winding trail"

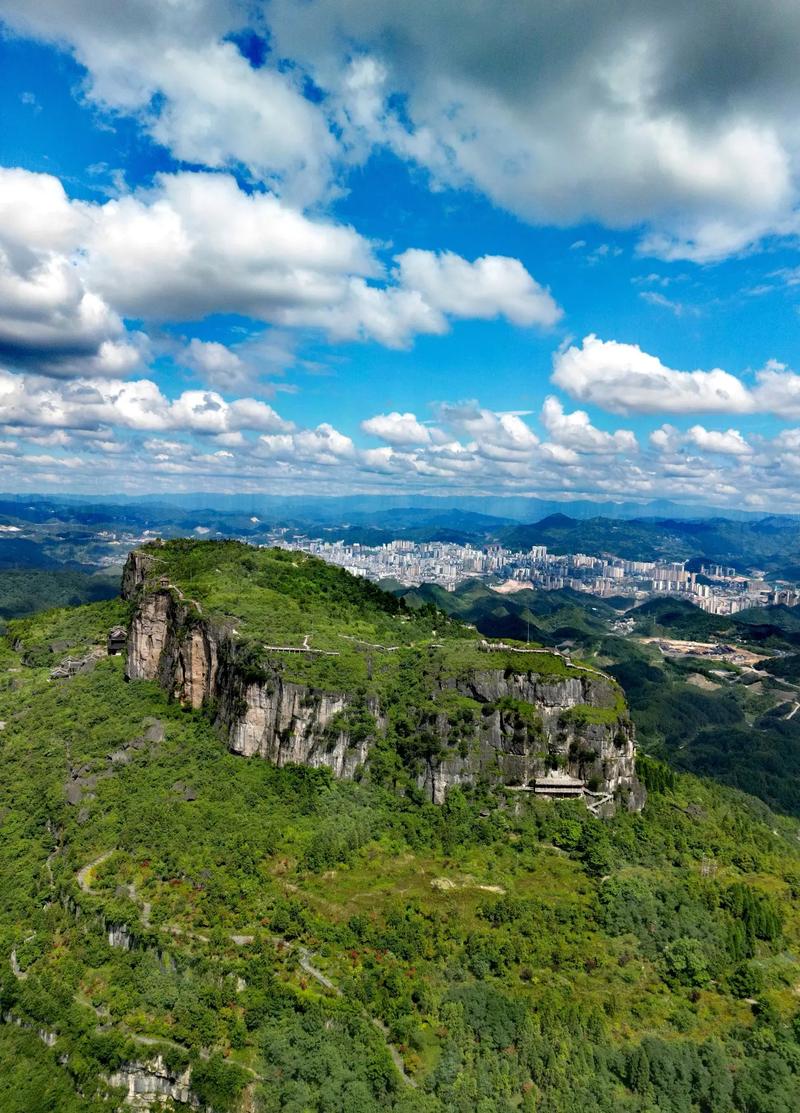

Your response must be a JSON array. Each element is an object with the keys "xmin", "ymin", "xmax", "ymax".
[
  {"xmin": 10, "ymin": 942, "xmax": 31, "ymax": 981},
  {"xmin": 477, "ymin": 640, "xmax": 610, "ymax": 680},
  {"xmin": 295, "ymin": 947, "xmax": 416, "ymax": 1087},
  {"xmin": 73, "ymin": 852, "xmax": 418, "ymax": 1089},
  {"xmin": 76, "ymin": 850, "xmax": 114, "ymax": 893},
  {"xmin": 168, "ymin": 582, "xmax": 203, "ymax": 616}
]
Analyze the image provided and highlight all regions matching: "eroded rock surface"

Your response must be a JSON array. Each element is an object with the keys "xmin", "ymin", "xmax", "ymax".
[{"xmin": 107, "ymin": 1055, "xmax": 197, "ymax": 1109}]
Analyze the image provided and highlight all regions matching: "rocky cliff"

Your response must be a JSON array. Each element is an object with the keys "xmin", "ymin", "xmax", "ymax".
[
  {"xmin": 106, "ymin": 1055, "xmax": 197, "ymax": 1109},
  {"xmin": 420, "ymin": 670, "xmax": 640, "ymax": 809},
  {"xmin": 122, "ymin": 549, "xmax": 644, "ymax": 812}
]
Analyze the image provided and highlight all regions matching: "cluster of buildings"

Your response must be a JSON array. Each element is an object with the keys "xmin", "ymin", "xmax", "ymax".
[{"xmin": 274, "ymin": 535, "xmax": 800, "ymax": 613}]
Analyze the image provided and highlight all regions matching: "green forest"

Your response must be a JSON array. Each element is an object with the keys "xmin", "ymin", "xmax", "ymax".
[{"xmin": 1, "ymin": 553, "xmax": 800, "ymax": 1111}]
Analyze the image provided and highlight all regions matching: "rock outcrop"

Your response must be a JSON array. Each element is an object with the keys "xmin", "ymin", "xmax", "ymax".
[
  {"xmin": 106, "ymin": 1055, "xmax": 197, "ymax": 1109},
  {"xmin": 122, "ymin": 550, "xmax": 644, "ymax": 812}
]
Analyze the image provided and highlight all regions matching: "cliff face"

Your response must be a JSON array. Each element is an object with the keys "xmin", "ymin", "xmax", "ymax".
[
  {"xmin": 123, "ymin": 554, "xmax": 378, "ymax": 778},
  {"xmin": 122, "ymin": 550, "xmax": 643, "ymax": 812},
  {"xmin": 106, "ymin": 1055, "xmax": 197, "ymax": 1109},
  {"xmin": 421, "ymin": 670, "xmax": 640, "ymax": 808},
  {"xmin": 217, "ymin": 674, "xmax": 380, "ymax": 779}
]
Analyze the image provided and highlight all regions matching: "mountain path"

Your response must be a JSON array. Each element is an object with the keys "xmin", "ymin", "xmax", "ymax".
[{"xmin": 73, "ymin": 853, "xmax": 417, "ymax": 1088}]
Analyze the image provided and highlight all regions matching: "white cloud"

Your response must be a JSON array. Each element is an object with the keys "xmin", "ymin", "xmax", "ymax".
[
  {"xmin": 0, "ymin": 2, "xmax": 335, "ymax": 205},
  {"xmin": 82, "ymin": 172, "xmax": 376, "ymax": 323},
  {"xmin": 650, "ymin": 421, "xmax": 752, "ymax": 458},
  {"xmin": 539, "ymin": 442, "xmax": 580, "ymax": 466},
  {"xmin": 553, "ymin": 335, "xmax": 800, "ymax": 421},
  {"xmin": 751, "ymin": 359, "xmax": 800, "ymax": 419},
  {"xmin": 269, "ymin": 0, "xmax": 800, "ymax": 260},
  {"xmin": 686, "ymin": 425, "xmax": 752, "ymax": 456},
  {"xmin": 0, "ymin": 167, "xmax": 559, "ymax": 365},
  {"xmin": 394, "ymin": 250, "xmax": 561, "ymax": 327},
  {"xmin": 552, "ymin": 335, "xmax": 755, "ymax": 415},
  {"xmin": 0, "ymin": 168, "xmax": 142, "ymax": 377},
  {"xmin": 361, "ymin": 411, "xmax": 432, "ymax": 445},
  {"xmin": 145, "ymin": 41, "xmax": 336, "ymax": 207},
  {"xmin": 541, "ymin": 396, "xmax": 636, "ymax": 454},
  {"xmin": 433, "ymin": 402, "xmax": 540, "ymax": 461},
  {"xmin": 649, "ymin": 424, "xmax": 681, "ymax": 453},
  {"xmin": 0, "ymin": 362, "xmax": 799, "ymax": 511},
  {"xmin": 259, "ymin": 422, "xmax": 356, "ymax": 465},
  {"xmin": 182, "ymin": 339, "xmax": 247, "ymax": 391},
  {"xmin": 6, "ymin": 2, "xmax": 800, "ymax": 258},
  {"xmin": 0, "ymin": 371, "xmax": 292, "ymax": 435}
]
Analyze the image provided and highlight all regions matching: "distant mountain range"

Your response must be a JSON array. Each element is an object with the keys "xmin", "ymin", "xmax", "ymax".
[
  {"xmin": 1, "ymin": 496, "xmax": 800, "ymax": 578},
  {"xmin": 0, "ymin": 491, "xmax": 790, "ymax": 522}
]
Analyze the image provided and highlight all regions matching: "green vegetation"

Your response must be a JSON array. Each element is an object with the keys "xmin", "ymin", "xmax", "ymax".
[
  {"xmin": 396, "ymin": 579, "xmax": 624, "ymax": 649},
  {"xmin": 133, "ymin": 539, "xmax": 594, "ymax": 699},
  {"xmin": 628, "ymin": 597, "xmax": 800, "ymax": 652},
  {"xmin": 7, "ymin": 598, "xmax": 129, "ymax": 668},
  {"xmin": 0, "ymin": 569, "xmax": 119, "ymax": 622},
  {"xmin": 602, "ymin": 636, "xmax": 800, "ymax": 817},
  {"xmin": 1, "ymin": 580, "xmax": 800, "ymax": 1111}
]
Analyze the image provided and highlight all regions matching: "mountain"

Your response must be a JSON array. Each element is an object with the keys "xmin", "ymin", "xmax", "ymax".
[
  {"xmin": 500, "ymin": 513, "xmax": 800, "ymax": 574},
  {"xmin": 2, "ymin": 546, "xmax": 800, "ymax": 1112},
  {"xmin": 122, "ymin": 541, "xmax": 641, "ymax": 806},
  {"xmin": 1, "ymin": 491, "xmax": 790, "ymax": 522}
]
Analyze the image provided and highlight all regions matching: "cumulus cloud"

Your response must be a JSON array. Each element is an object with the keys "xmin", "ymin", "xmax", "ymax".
[
  {"xmin": 81, "ymin": 172, "xmax": 375, "ymax": 323},
  {"xmin": 0, "ymin": 168, "xmax": 142, "ymax": 377},
  {"xmin": 394, "ymin": 251, "xmax": 561, "ymax": 327},
  {"xmin": 182, "ymin": 339, "xmax": 248, "ymax": 391},
  {"xmin": 0, "ymin": 361, "xmax": 798, "ymax": 511},
  {"xmin": 751, "ymin": 359, "xmax": 800, "ymax": 418},
  {"xmin": 540, "ymin": 396, "xmax": 637, "ymax": 454},
  {"xmin": 361, "ymin": 411, "xmax": 433, "ymax": 446},
  {"xmin": 433, "ymin": 402, "xmax": 540, "ymax": 461},
  {"xmin": 5, "ymin": 2, "xmax": 800, "ymax": 257},
  {"xmin": 651, "ymin": 423, "xmax": 752, "ymax": 456},
  {"xmin": 0, "ymin": 1, "xmax": 335, "ymax": 205},
  {"xmin": 268, "ymin": 0, "xmax": 800, "ymax": 260},
  {"xmin": 259, "ymin": 422, "xmax": 356, "ymax": 464},
  {"xmin": 0, "ymin": 371, "xmax": 292, "ymax": 435},
  {"xmin": 686, "ymin": 425, "xmax": 752, "ymax": 456},
  {"xmin": 0, "ymin": 167, "xmax": 559, "ymax": 366},
  {"xmin": 552, "ymin": 335, "xmax": 755, "ymax": 415},
  {"xmin": 553, "ymin": 335, "xmax": 800, "ymax": 420}
]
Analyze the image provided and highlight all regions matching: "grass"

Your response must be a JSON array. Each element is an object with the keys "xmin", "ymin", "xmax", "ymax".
[{"xmin": 132, "ymin": 540, "xmax": 592, "ymax": 689}]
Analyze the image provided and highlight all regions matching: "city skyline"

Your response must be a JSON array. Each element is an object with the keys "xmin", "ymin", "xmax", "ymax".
[{"xmin": 275, "ymin": 534, "xmax": 797, "ymax": 616}]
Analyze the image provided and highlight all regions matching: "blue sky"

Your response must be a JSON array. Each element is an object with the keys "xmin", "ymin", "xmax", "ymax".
[{"xmin": 1, "ymin": 1, "xmax": 800, "ymax": 510}]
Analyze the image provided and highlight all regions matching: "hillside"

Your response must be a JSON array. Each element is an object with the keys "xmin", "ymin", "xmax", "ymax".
[
  {"xmin": 1, "ymin": 548, "xmax": 800, "ymax": 1111},
  {"xmin": 396, "ymin": 580, "xmax": 624, "ymax": 648}
]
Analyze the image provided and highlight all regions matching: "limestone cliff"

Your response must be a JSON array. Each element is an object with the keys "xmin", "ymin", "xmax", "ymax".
[
  {"xmin": 123, "ymin": 552, "xmax": 378, "ymax": 777},
  {"xmin": 106, "ymin": 1055, "xmax": 197, "ymax": 1109},
  {"xmin": 122, "ymin": 549, "xmax": 644, "ymax": 812},
  {"xmin": 419, "ymin": 670, "xmax": 640, "ymax": 808}
]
